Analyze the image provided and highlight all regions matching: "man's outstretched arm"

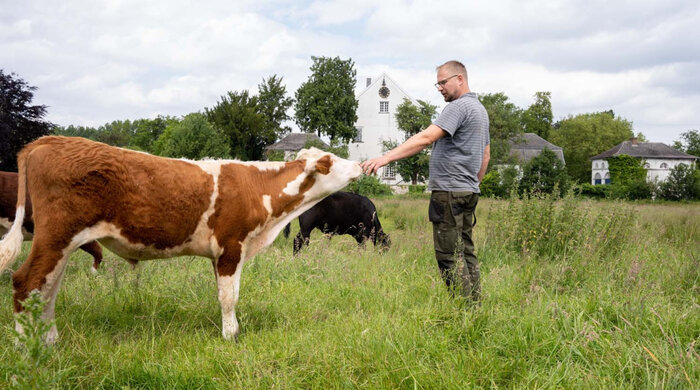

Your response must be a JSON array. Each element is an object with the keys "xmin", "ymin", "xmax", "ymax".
[{"xmin": 361, "ymin": 125, "xmax": 446, "ymax": 175}]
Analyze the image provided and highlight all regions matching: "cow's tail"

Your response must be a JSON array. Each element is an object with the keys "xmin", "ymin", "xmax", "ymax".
[
  {"xmin": 283, "ymin": 223, "xmax": 291, "ymax": 238},
  {"xmin": 0, "ymin": 144, "xmax": 31, "ymax": 273}
]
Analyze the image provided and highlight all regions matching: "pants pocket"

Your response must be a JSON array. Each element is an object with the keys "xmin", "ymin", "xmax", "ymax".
[{"xmin": 429, "ymin": 198, "xmax": 445, "ymax": 223}]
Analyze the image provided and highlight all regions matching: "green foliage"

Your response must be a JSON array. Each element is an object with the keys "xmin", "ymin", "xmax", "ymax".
[
  {"xmin": 658, "ymin": 163, "xmax": 700, "ymax": 200},
  {"xmin": 550, "ymin": 111, "xmax": 634, "ymax": 183},
  {"xmin": 294, "ymin": 56, "xmax": 359, "ymax": 144},
  {"xmin": 94, "ymin": 119, "xmax": 135, "ymax": 147},
  {"xmin": 10, "ymin": 290, "xmax": 65, "ymax": 389},
  {"xmin": 390, "ymin": 99, "xmax": 437, "ymax": 184},
  {"xmin": 344, "ymin": 174, "xmax": 393, "ymax": 196},
  {"xmin": 478, "ymin": 92, "xmax": 523, "ymax": 165},
  {"xmin": 257, "ymin": 75, "xmax": 294, "ymax": 139},
  {"xmin": 488, "ymin": 190, "xmax": 636, "ymax": 259},
  {"xmin": 578, "ymin": 183, "xmax": 610, "ymax": 199},
  {"xmin": 480, "ymin": 166, "xmax": 521, "ymax": 198},
  {"xmin": 206, "ymin": 90, "xmax": 268, "ymax": 160},
  {"xmin": 130, "ymin": 116, "xmax": 178, "ymax": 152},
  {"xmin": 303, "ymin": 139, "xmax": 349, "ymax": 159},
  {"xmin": 672, "ymin": 129, "xmax": 700, "ymax": 157},
  {"xmin": 152, "ymin": 113, "xmax": 230, "ymax": 159},
  {"xmin": 53, "ymin": 125, "xmax": 100, "ymax": 140},
  {"xmin": 521, "ymin": 91, "xmax": 553, "ymax": 140},
  {"xmin": 607, "ymin": 155, "xmax": 647, "ymax": 185},
  {"xmin": 0, "ymin": 70, "xmax": 54, "ymax": 171},
  {"xmin": 518, "ymin": 148, "xmax": 570, "ymax": 196},
  {"xmin": 407, "ymin": 184, "xmax": 427, "ymax": 195}
]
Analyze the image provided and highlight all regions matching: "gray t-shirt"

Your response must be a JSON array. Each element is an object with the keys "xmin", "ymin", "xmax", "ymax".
[{"xmin": 429, "ymin": 92, "xmax": 490, "ymax": 192}]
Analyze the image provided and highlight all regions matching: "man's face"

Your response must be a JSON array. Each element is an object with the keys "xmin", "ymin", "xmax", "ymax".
[{"xmin": 436, "ymin": 68, "xmax": 461, "ymax": 102}]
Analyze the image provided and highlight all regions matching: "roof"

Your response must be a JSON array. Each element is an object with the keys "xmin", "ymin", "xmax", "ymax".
[
  {"xmin": 590, "ymin": 140, "xmax": 698, "ymax": 160},
  {"xmin": 356, "ymin": 72, "xmax": 419, "ymax": 105},
  {"xmin": 508, "ymin": 133, "xmax": 565, "ymax": 163},
  {"xmin": 266, "ymin": 133, "xmax": 330, "ymax": 151}
]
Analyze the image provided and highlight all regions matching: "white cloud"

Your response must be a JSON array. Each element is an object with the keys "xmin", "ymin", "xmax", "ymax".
[{"xmin": 0, "ymin": 0, "xmax": 697, "ymax": 144}]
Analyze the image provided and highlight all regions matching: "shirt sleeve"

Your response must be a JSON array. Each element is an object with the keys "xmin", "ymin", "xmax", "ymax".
[{"xmin": 432, "ymin": 102, "xmax": 464, "ymax": 136}]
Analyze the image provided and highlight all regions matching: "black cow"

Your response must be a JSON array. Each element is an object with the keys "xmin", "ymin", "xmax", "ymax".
[{"xmin": 283, "ymin": 191, "xmax": 390, "ymax": 254}]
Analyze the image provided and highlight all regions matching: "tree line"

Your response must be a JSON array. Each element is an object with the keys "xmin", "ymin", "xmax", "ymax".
[{"xmin": 2, "ymin": 64, "xmax": 698, "ymax": 200}]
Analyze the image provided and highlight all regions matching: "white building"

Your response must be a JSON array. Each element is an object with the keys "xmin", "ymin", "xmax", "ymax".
[
  {"xmin": 348, "ymin": 73, "xmax": 420, "ymax": 186},
  {"xmin": 589, "ymin": 138, "xmax": 697, "ymax": 185}
]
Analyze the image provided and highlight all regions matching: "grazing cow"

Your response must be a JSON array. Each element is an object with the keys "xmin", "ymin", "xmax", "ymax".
[
  {"xmin": 0, "ymin": 171, "xmax": 104, "ymax": 271},
  {"xmin": 0, "ymin": 136, "xmax": 362, "ymax": 343},
  {"xmin": 283, "ymin": 191, "xmax": 390, "ymax": 254}
]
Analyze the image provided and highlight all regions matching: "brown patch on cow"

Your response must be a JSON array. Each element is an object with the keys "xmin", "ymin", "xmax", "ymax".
[
  {"xmin": 315, "ymin": 155, "xmax": 332, "ymax": 175},
  {"xmin": 10, "ymin": 136, "xmax": 214, "ymax": 311},
  {"xmin": 209, "ymin": 159, "xmax": 326, "ymax": 276}
]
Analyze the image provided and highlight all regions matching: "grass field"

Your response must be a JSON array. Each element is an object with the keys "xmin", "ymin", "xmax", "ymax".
[{"xmin": 0, "ymin": 195, "xmax": 698, "ymax": 389}]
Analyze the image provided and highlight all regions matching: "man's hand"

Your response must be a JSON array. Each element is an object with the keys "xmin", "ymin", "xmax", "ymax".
[{"xmin": 360, "ymin": 156, "xmax": 390, "ymax": 175}]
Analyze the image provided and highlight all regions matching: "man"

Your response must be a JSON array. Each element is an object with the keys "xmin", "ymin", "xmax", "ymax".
[{"xmin": 361, "ymin": 60, "xmax": 490, "ymax": 302}]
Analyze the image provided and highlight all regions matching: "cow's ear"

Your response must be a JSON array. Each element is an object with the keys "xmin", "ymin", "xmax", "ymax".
[{"xmin": 315, "ymin": 155, "xmax": 332, "ymax": 175}]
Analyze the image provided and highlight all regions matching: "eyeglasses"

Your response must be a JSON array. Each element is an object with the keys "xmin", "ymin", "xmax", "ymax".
[{"xmin": 434, "ymin": 74, "xmax": 459, "ymax": 88}]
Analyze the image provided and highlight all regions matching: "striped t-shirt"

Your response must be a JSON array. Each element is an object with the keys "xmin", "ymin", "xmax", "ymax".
[{"xmin": 429, "ymin": 92, "xmax": 490, "ymax": 192}]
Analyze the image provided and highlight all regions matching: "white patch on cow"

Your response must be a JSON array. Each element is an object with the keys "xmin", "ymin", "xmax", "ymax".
[
  {"xmin": 217, "ymin": 261, "xmax": 244, "ymax": 340},
  {"xmin": 282, "ymin": 171, "xmax": 307, "ymax": 196},
  {"xmin": 0, "ymin": 206, "xmax": 25, "ymax": 273},
  {"xmin": 262, "ymin": 195, "xmax": 272, "ymax": 214},
  {"xmin": 34, "ymin": 247, "xmax": 72, "ymax": 345}
]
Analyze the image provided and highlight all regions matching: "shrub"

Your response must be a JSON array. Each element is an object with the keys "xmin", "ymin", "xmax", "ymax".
[
  {"xmin": 407, "ymin": 184, "xmax": 427, "ymax": 195},
  {"xmin": 658, "ymin": 163, "xmax": 700, "ymax": 200},
  {"xmin": 344, "ymin": 175, "xmax": 393, "ymax": 196}
]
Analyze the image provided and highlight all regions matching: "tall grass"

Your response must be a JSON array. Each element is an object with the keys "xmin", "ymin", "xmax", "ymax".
[{"xmin": 0, "ymin": 197, "xmax": 697, "ymax": 388}]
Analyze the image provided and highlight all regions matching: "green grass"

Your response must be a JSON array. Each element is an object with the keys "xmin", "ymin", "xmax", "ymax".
[{"xmin": 0, "ymin": 197, "xmax": 698, "ymax": 389}]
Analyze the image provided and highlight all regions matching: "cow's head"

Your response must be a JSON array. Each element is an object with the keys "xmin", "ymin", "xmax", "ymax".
[
  {"xmin": 374, "ymin": 230, "xmax": 391, "ymax": 252},
  {"xmin": 295, "ymin": 147, "xmax": 362, "ymax": 199}
]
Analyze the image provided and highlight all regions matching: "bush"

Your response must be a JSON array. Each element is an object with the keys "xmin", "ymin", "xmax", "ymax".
[
  {"xmin": 407, "ymin": 184, "xmax": 427, "ymax": 195},
  {"xmin": 658, "ymin": 163, "xmax": 700, "ymax": 200},
  {"xmin": 344, "ymin": 175, "xmax": 393, "ymax": 196},
  {"xmin": 578, "ymin": 183, "xmax": 610, "ymax": 199}
]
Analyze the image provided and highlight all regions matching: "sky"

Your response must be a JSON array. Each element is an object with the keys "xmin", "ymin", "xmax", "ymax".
[{"xmin": 2, "ymin": 0, "xmax": 698, "ymax": 145}]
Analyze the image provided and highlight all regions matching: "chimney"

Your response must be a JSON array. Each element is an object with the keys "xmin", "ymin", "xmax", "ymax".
[
  {"xmin": 631, "ymin": 137, "xmax": 639, "ymax": 145},
  {"xmin": 366, "ymin": 78, "xmax": 372, "ymax": 87}
]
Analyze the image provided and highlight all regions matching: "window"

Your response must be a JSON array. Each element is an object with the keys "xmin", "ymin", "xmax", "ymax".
[
  {"xmin": 594, "ymin": 162, "xmax": 598, "ymax": 169},
  {"xmin": 594, "ymin": 172, "xmax": 602, "ymax": 185},
  {"xmin": 660, "ymin": 162, "xmax": 668, "ymax": 169},
  {"xmin": 604, "ymin": 172, "xmax": 611, "ymax": 184},
  {"xmin": 383, "ymin": 163, "xmax": 396, "ymax": 179},
  {"xmin": 644, "ymin": 162, "xmax": 650, "ymax": 169},
  {"xmin": 353, "ymin": 127, "xmax": 363, "ymax": 143},
  {"xmin": 379, "ymin": 101, "xmax": 389, "ymax": 113}
]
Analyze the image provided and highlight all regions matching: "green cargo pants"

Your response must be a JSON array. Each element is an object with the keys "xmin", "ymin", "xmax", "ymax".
[{"xmin": 429, "ymin": 190, "xmax": 480, "ymax": 302}]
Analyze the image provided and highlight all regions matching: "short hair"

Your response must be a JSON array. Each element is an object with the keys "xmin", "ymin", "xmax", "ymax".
[{"xmin": 437, "ymin": 60, "xmax": 467, "ymax": 79}]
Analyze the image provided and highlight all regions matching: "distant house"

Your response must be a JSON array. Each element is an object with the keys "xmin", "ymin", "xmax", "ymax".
[
  {"xmin": 348, "ymin": 73, "xmax": 420, "ymax": 186},
  {"xmin": 589, "ymin": 138, "xmax": 697, "ymax": 185},
  {"xmin": 508, "ymin": 133, "xmax": 565, "ymax": 165},
  {"xmin": 266, "ymin": 133, "xmax": 329, "ymax": 161}
]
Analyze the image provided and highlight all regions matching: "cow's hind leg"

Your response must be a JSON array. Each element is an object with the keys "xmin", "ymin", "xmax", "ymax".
[
  {"xmin": 215, "ymin": 247, "xmax": 244, "ymax": 341},
  {"xmin": 12, "ymin": 239, "xmax": 75, "ymax": 344},
  {"xmin": 79, "ymin": 241, "xmax": 103, "ymax": 273}
]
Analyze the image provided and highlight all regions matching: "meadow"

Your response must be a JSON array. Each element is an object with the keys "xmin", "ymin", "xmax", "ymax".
[{"xmin": 0, "ymin": 195, "xmax": 698, "ymax": 389}]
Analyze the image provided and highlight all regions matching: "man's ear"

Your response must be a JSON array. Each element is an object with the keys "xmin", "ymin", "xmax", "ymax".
[{"xmin": 315, "ymin": 155, "xmax": 332, "ymax": 175}]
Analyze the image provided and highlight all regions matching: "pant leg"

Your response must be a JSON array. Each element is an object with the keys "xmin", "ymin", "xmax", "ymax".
[
  {"xmin": 454, "ymin": 192, "xmax": 480, "ymax": 302},
  {"xmin": 430, "ymin": 191, "xmax": 470, "ymax": 297}
]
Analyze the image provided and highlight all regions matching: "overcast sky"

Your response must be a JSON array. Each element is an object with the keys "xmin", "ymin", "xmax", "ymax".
[{"xmin": 2, "ymin": 0, "xmax": 698, "ymax": 144}]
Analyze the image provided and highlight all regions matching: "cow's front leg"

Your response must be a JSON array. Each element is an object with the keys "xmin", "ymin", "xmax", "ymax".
[{"xmin": 215, "ymin": 248, "xmax": 243, "ymax": 341}]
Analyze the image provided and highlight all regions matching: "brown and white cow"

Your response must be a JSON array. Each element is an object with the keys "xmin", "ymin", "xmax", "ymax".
[
  {"xmin": 0, "ymin": 136, "xmax": 362, "ymax": 343},
  {"xmin": 0, "ymin": 171, "xmax": 104, "ymax": 271}
]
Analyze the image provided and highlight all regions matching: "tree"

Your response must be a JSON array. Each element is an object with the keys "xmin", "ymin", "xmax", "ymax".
[
  {"xmin": 0, "ymin": 70, "xmax": 54, "ymax": 171},
  {"xmin": 152, "ymin": 113, "xmax": 230, "ymax": 159},
  {"xmin": 391, "ymin": 98, "xmax": 438, "ymax": 184},
  {"xmin": 257, "ymin": 75, "xmax": 294, "ymax": 139},
  {"xmin": 53, "ymin": 125, "xmax": 100, "ymax": 140},
  {"xmin": 94, "ymin": 120, "xmax": 135, "ymax": 147},
  {"xmin": 206, "ymin": 90, "xmax": 268, "ymax": 160},
  {"xmin": 658, "ymin": 163, "xmax": 700, "ymax": 201},
  {"xmin": 550, "ymin": 111, "xmax": 634, "ymax": 183},
  {"xmin": 672, "ymin": 129, "xmax": 700, "ymax": 157},
  {"xmin": 518, "ymin": 148, "xmax": 570, "ymax": 196},
  {"xmin": 521, "ymin": 91, "xmax": 553, "ymax": 140},
  {"xmin": 130, "ymin": 116, "xmax": 178, "ymax": 152},
  {"xmin": 294, "ymin": 56, "xmax": 358, "ymax": 144},
  {"xmin": 478, "ymin": 92, "xmax": 523, "ymax": 165}
]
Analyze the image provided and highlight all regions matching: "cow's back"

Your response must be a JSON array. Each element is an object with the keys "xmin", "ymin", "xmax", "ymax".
[{"xmin": 24, "ymin": 136, "xmax": 215, "ymax": 249}]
